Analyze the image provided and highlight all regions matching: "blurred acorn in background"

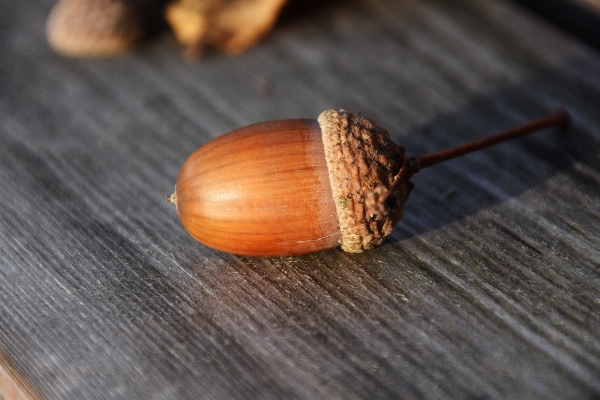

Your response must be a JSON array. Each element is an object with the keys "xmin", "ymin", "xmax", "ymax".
[{"xmin": 46, "ymin": 0, "xmax": 289, "ymax": 58}]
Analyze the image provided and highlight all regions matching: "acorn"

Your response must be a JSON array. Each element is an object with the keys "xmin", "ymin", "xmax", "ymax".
[
  {"xmin": 46, "ymin": 0, "xmax": 160, "ymax": 57},
  {"xmin": 167, "ymin": 109, "xmax": 571, "ymax": 257}
]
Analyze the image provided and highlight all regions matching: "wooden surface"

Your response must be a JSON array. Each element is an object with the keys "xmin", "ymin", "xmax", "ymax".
[
  {"xmin": 571, "ymin": 0, "xmax": 600, "ymax": 13},
  {"xmin": 1, "ymin": 0, "xmax": 600, "ymax": 399},
  {"xmin": 513, "ymin": 0, "xmax": 600, "ymax": 51}
]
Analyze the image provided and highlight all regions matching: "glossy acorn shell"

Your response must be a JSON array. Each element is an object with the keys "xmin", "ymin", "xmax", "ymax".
[{"xmin": 173, "ymin": 119, "xmax": 342, "ymax": 256}]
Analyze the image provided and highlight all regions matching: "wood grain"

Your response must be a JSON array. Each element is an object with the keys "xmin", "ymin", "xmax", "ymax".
[{"xmin": 0, "ymin": 0, "xmax": 599, "ymax": 399}]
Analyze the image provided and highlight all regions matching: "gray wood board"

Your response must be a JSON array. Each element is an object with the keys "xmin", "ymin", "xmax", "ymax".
[{"xmin": 1, "ymin": 0, "xmax": 599, "ymax": 399}]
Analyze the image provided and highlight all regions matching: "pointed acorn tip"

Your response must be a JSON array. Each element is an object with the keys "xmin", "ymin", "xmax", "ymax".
[{"xmin": 165, "ymin": 191, "xmax": 177, "ymax": 206}]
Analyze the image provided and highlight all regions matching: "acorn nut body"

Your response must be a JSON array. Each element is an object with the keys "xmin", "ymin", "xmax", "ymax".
[{"xmin": 168, "ymin": 110, "xmax": 414, "ymax": 257}]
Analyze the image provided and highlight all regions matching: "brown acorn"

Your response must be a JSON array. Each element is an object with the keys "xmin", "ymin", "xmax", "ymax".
[
  {"xmin": 46, "ymin": 0, "xmax": 157, "ymax": 57},
  {"xmin": 167, "ymin": 109, "xmax": 571, "ymax": 257}
]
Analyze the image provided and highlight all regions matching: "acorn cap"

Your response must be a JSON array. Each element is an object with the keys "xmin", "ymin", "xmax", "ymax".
[
  {"xmin": 46, "ymin": 0, "xmax": 146, "ymax": 57},
  {"xmin": 318, "ymin": 109, "xmax": 415, "ymax": 253}
]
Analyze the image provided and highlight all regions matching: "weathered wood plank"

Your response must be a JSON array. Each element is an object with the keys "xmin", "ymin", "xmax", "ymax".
[{"xmin": 1, "ymin": 0, "xmax": 599, "ymax": 399}]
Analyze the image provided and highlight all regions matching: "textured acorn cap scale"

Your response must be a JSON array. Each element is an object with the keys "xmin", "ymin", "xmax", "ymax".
[{"xmin": 318, "ymin": 110, "xmax": 414, "ymax": 253}]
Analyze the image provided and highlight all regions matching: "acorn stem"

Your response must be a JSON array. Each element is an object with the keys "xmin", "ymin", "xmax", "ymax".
[{"xmin": 408, "ymin": 109, "xmax": 572, "ymax": 172}]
